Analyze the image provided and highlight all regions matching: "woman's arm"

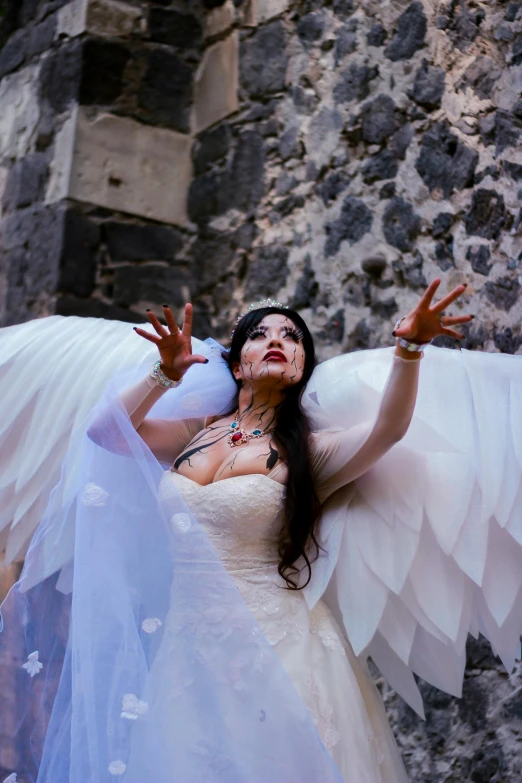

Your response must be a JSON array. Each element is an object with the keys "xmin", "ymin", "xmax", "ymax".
[
  {"xmin": 313, "ymin": 278, "xmax": 473, "ymax": 502},
  {"xmin": 88, "ymin": 303, "xmax": 209, "ymax": 463},
  {"xmin": 312, "ymin": 352, "xmax": 420, "ymax": 501}
]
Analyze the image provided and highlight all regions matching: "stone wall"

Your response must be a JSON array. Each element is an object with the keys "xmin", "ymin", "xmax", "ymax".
[{"xmin": 1, "ymin": 0, "xmax": 522, "ymax": 780}]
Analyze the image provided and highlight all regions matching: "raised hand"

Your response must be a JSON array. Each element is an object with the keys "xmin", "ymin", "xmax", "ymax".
[
  {"xmin": 133, "ymin": 303, "xmax": 208, "ymax": 380},
  {"xmin": 393, "ymin": 279, "xmax": 474, "ymax": 345}
]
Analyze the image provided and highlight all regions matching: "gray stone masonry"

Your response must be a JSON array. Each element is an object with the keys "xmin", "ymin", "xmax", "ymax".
[{"xmin": 1, "ymin": 0, "xmax": 522, "ymax": 779}]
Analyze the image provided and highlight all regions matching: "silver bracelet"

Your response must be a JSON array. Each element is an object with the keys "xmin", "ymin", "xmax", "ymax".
[
  {"xmin": 149, "ymin": 360, "xmax": 183, "ymax": 389},
  {"xmin": 393, "ymin": 317, "xmax": 431, "ymax": 353}
]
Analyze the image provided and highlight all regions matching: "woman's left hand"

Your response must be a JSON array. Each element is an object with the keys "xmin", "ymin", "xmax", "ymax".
[{"xmin": 393, "ymin": 278, "xmax": 474, "ymax": 345}]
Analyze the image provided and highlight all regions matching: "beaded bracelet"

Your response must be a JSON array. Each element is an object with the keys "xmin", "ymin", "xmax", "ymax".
[
  {"xmin": 393, "ymin": 317, "xmax": 431, "ymax": 353},
  {"xmin": 149, "ymin": 360, "xmax": 183, "ymax": 389}
]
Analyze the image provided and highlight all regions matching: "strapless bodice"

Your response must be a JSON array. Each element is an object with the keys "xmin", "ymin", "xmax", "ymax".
[{"xmin": 158, "ymin": 471, "xmax": 286, "ymax": 572}]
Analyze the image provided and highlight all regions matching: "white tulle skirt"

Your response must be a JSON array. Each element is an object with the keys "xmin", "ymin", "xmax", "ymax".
[{"xmin": 232, "ymin": 566, "xmax": 409, "ymax": 783}]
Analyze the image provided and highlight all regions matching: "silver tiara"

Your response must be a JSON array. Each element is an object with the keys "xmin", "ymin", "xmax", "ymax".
[{"xmin": 231, "ymin": 299, "xmax": 289, "ymax": 338}]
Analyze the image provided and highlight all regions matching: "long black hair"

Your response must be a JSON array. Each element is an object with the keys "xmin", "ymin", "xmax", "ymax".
[{"xmin": 224, "ymin": 307, "xmax": 321, "ymax": 590}]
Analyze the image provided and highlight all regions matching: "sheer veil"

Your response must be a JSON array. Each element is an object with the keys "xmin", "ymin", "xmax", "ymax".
[{"xmin": 0, "ymin": 335, "xmax": 345, "ymax": 782}]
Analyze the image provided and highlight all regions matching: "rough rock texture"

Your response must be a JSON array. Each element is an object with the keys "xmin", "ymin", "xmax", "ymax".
[{"xmin": 1, "ymin": 0, "xmax": 522, "ymax": 778}]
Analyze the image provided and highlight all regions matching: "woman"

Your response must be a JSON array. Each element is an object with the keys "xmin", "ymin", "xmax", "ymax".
[
  {"xmin": 1, "ymin": 277, "xmax": 518, "ymax": 782},
  {"xmin": 113, "ymin": 278, "xmax": 471, "ymax": 782}
]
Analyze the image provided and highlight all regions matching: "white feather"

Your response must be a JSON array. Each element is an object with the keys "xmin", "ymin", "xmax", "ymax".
[{"xmin": 0, "ymin": 316, "xmax": 156, "ymax": 563}]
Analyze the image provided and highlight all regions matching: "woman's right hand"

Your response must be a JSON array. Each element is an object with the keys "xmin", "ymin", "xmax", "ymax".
[{"xmin": 134, "ymin": 303, "xmax": 208, "ymax": 381}]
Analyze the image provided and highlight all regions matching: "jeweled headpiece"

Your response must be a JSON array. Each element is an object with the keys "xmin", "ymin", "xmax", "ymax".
[{"xmin": 231, "ymin": 299, "xmax": 289, "ymax": 338}]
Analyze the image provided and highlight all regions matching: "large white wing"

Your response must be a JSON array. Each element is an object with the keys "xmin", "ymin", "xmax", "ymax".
[
  {"xmin": 0, "ymin": 316, "xmax": 158, "ymax": 564},
  {"xmin": 304, "ymin": 346, "xmax": 522, "ymax": 716}
]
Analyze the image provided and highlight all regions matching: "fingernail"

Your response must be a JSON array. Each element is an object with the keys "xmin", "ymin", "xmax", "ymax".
[
  {"xmin": 133, "ymin": 327, "xmax": 137, "ymax": 331},
  {"xmin": 204, "ymin": 358, "xmax": 209, "ymax": 364},
  {"xmin": 463, "ymin": 283, "xmax": 468, "ymax": 288},
  {"xmin": 392, "ymin": 330, "xmax": 397, "ymax": 337},
  {"xmin": 470, "ymin": 314, "xmax": 475, "ymax": 319},
  {"xmin": 146, "ymin": 308, "xmax": 151, "ymax": 312},
  {"xmin": 163, "ymin": 304, "xmax": 168, "ymax": 307}
]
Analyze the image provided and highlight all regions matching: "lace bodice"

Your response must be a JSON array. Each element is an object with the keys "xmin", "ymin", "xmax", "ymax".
[{"xmin": 159, "ymin": 472, "xmax": 285, "ymax": 572}]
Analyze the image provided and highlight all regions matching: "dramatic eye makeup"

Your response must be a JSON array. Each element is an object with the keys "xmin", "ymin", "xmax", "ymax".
[
  {"xmin": 246, "ymin": 323, "xmax": 304, "ymax": 342},
  {"xmin": 246, "ymin": 326, "xmax": 267, "ymax": 340},
  {"xmin": 282, "ymin": 325, "xmax": 303, "ymax": 343}
]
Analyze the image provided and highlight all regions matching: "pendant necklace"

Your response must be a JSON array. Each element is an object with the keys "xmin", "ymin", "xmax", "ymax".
[{"xmin": 228, "ymin": 411, "xmax": 273, "ymax": 447}]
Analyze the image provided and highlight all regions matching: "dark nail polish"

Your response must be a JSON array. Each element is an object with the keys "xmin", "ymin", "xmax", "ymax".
[
  {"xmin": 204, "ymin": 358, "xmax": 209, "ymax": 363},
  {"xmin": 133, "ymin": 327, "xmax": 137, "ymax": 331},
  {"xmin": 392, "ymin": 330, "xmax": 397, "ymax": 337},
  {"xmin": 470, "ymin": 314, "xmax": 475, "ymax": 319},
  {"xmin": 163, "ymin": 304, "xmax": 168, "ymax": 307},
  {"xmin": 146, "ymin": 308, "xmax": 151, "ymax": 312}
]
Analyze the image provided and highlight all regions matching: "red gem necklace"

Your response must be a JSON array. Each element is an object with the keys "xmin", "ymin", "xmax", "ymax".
[{"xmin": 228, "ymin": 411, "xmax": 273, "ymax": 447}]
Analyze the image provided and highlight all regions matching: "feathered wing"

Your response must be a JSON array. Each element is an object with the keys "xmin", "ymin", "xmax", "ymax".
[
  {"xmin": 0, "ymin": 316, "xmax": 160, "ymax": 564},
  {"xmin": 303, "ymin": 346, "xmax": 522, "ymax": 717}
]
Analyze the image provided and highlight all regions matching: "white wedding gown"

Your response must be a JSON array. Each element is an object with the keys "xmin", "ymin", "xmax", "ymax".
[
  {"xmin": 3, "ymin": 316, "xmax": 522, "ymax": 781},
  {"xmin": 158, "ymin": 469, "xmax": 409, "ymax": 783}
]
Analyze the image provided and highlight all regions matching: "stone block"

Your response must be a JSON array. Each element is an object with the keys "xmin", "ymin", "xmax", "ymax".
[
  {"xmin": 411, "ymin": 60, "xmax": 445, "ymax": 110},
  {"xmin": 139, "ymin": 49, "xmax": 193, "ymax": 133},
  {"xmin": 2, "ymin": 153, "xmax": 49, "ymax": 211},
  {"xmin": 244, "ymin": 0, "xmax": 290, "ymax": 26},
  {"xmin": 113, "ymin": 264, "xmax": 188, "ymax": 307},
  {"xmin": 149, "ymin": 7, "xmax": 202, "ymax": 48},
  {"xmin": 69, "ymin": 108, "xmax": 192, "ymax": 226},
  {"xmin": 291, "ymin": 256, "xmax": 318, "ymax": 309},
  {"xmin": 191, "ymin": 229, "xmax": 236, "ymax": 292},
  {"xmin": 0, "ymin": 29, "xmax": 28, "ymax": 78},
  {"xmin": 45, "ymin": 108, "xmax": 78, "ymax": 204},
  {"xmin": 39, "ymin": 40, "xmax": 83, "ymax": 113},
  {"xmin": 334, "ymin": 29, "xmax": 357, "ymax": 64},
  {"xmin": 466, "ymin": 244, "xmax": 492, "ymax": 276},
  {"xmin": 434, "ymin": 240, "xmax": 454, "ymax": 271},
  {"xmin": 240, "ymin": 21, "xmax": 288, "ymax": 99},
  {"xmin": 432, "ymin": 212, "xmax": 454, "ymax": 238},
  {"xmin": 193, "ymin": 33, "xmax": 239, "ymax": 134},
  {"xmin": 57, "ymin": 0, "xmax": 142, "ymax": 39},
  {"xmin": 483, "ymin": 276, "xmax": 520, "ymax": 311},
  {"xmin": 244, "ymin": 244, "xmax": 289, "ymax": 298},
  {"xmin": 28, "ymin": 15, "xmax": 57, "ymax": 59},
  {"xmin": 324, "ymin": 196, "xmax": 373, "ymax": 256},
  {"xmin": 382, "ymin": 196, "xmax": 420, "ymax": 252},
  {"xmin": 318, "ymin": 172, "xmax": 350, "ymax": 206},
  {"xmin": 226, "ymin": 130, "xmax": 265, "ymax": 211},
  {"xmin": 385, "ymin": 2, "xmax": 427, "ymax": 62},
  {"xmin": 80, "ymin": 38, "xmax": 131, "ymax": 105},
  {"xmin": 465, "ymin": 188, "xmax": 507, "ymax": 240},
  {"xmin": 104, "ymin": 221, "xmax": 183, "ymax": 261},
  {"xmin": 0, "ymin": 65, "xmax": 41, "ymax": 162},
  {"xmin": 59, "ymin": 209, "xmax": 100, "ymax": 297},
  {"xmin": 86, "ymin": 0, "xmax": 142, "ymax": 37},
  {"xmin": 504, "ymin": 160, "xmax": 522, "ymax": 181},
  {"xmin": 361, "ymin": 149, "xmax": 398, "ymax": 184},
  {"xmin": 367, "ymin": 23, "xmax": 387, "ymax": 47},
  {"xmin": 360, "ymin": 95, "xmax": 403, "ymax": 145},
  {"xmin": 188, "ymin": 169, "xmax": 225, "ymax": 225},
  {"xmin": 192, "ymin": 124, "xmax": 231, "ymax": 176},
  {"xmin": 205, "ymin": 1, "xmax": 235, "ymax": 38},
  {"xmin": 2, "ymin": 204, "xmax": 63, "ymax": 323},
  {"xmin": 297, "ymin": 12, "xmax": 325, "ymax": 45},
  {"xmin": 334, "ymin": 64, "xmax": 378, "ymax": 104},
  {"xmin": 415, "ymin": 122, "xmax": 478, "ymax": 198},
  {"xmin": 57, "ymin": 0, "xmax": 88, "ymax": 38}
]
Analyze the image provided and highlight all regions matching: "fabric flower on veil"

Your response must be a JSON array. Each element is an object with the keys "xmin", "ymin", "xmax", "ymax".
[{"xmin": 22, "ymin": 651, "xmax": 43, "ymax": 677}]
